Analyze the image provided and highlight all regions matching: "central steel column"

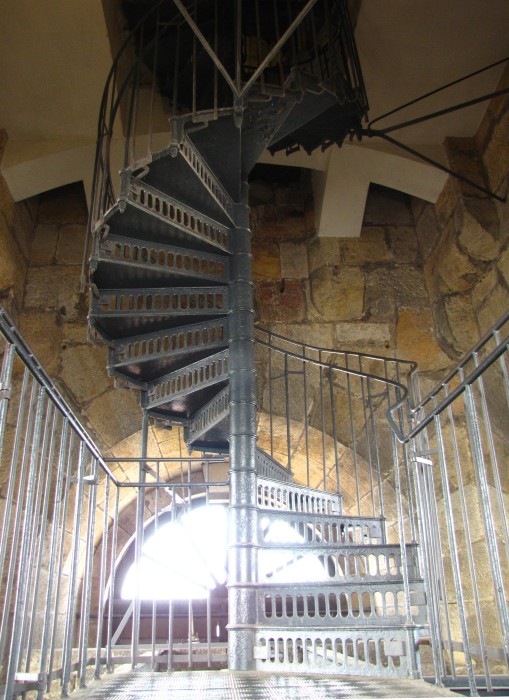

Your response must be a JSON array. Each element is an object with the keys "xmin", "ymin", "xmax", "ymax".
[{"xmin": 228, "ymin": 178, "xmax": 258, "ymax": 670}]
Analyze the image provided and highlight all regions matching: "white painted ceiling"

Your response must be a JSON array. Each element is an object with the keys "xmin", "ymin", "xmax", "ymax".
[{"xmin": 356, "ymin": 0, "xmax": 509, "ymax": 145}]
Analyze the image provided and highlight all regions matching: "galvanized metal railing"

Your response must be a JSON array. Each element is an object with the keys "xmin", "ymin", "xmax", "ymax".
[
  {"xmin": 0, "ymin": 307, "xmax": 231, "ymax": 698},
  {"xmin": 253, "ymin": 327, "xmax": 425, "ymax": 678},
  {"xmin": 390, "ymin": 310, "xmax": 509, "ymax": 695},
  {"xmin": 254, "ymin": 326, "xmax": 416, "ymax": 521},
  {"xmin": 2, "ymin": 299, "xmax": 508, "ymax": 694}
]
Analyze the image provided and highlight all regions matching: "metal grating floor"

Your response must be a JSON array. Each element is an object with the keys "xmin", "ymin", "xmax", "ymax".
[{"xmin": 71, "ymin": 670, "xmax": 457, "ymax": 699}]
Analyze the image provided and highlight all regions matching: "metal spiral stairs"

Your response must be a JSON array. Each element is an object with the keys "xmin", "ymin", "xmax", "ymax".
[{"xmin": 86, "ymin": 0, "xmax": 427, "ymax": 680}]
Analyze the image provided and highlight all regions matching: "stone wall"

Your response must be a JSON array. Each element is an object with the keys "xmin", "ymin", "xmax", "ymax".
[
  {"xmin": 0, "ymin": 174, "xmax": 144, "ymax": 456},
  {"xmin": 414, "ymin": 63, "xmax": 509, "ymax": 365},
  {"xmin": 0, "ymin": 131, "xmax": 38, "ymax": 321},
  {"xmin": 251, "ymin": 172, "xmax": 451, "ymax": 377}
]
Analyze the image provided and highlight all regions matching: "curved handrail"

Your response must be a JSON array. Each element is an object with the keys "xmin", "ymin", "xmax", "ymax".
[
  {"xmin": 255, "ymin": 334, "xmax": 412, "ymax": 390},
  {"xmin": 255, "ymin": 325, "xmax": 415, "ymax": 443},
  {"xmin": 393, "ymin": 309, "xmax": 509, "ymax": 444},
  {"xmin": 256, "ymin": 325, "xmax": 417, "ymax": 372},
  {"xmin": 253, "ymin": 326, "xmax": 414, "ymax": 508},
  {"xmin": 0, "ymin": 306, "xmax": 118, "ymax": 484}
]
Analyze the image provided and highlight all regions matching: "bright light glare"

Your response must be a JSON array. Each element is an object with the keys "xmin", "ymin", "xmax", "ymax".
[
  {"xmin": 121, "ymin": 505, "xmax": 228, "ymax": 601},
  {"xmin": 259, "ymin": 517, "xmax": 326, "ymax": 584},
  {"xmin": 121, "ymin": 507, "xmax": 325, "ymax": 599}
]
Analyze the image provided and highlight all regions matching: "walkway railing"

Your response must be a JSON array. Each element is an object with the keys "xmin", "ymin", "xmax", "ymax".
[
  {"xmin": 0, "ymin": 308, "xmax": 230, "ymax": 697},
  {"xmin": 395, "ymin": 311, "xmax": 509, "ymax": 695},
  {"xmin": 254, "ymin": 326, "xmax": 415, "ymax": 521},
  {"xmin": 1, "ymin": 305, "xmax": 508, "ymax": 695}
]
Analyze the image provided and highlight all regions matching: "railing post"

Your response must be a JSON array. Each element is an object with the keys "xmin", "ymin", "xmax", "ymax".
[
  {"xmin": 464, "ymin": 383, "xmax": 509, "ymax": 671},
  {"xmin": 132, "ymin": 407, "xmax": 149, "ymax": 668},
  {"xmin": 391, "ymin": 432, "xmax": 419, "ymax": 680},
  {"xmin": 61, "ymin": 442, "xmax": 88, "ymax": 697},
  {"xmin": 3, "ymin": 385, "xmax": 46, "ymax": 700},
  {"xmin": 433, "ymin": 411, "xmax": 479, "ymax": 695},
  {"xmin": 94, "ymin": 476, "xmax": 110, "ymax": 680},
  {"xmin": 228, "ymin": 179, "xmax": 258, "ymax": 671},
  {"xmin": 38, "ymin": 418, "xmax": 70, "ymax": 700},
  {"xmin": 0, "ymin": 343, "xmax": 15, "ymax": 461}
]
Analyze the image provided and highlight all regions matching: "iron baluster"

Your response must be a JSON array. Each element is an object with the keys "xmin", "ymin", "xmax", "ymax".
[
  {"xmin": 464, "ymin": 383, "xmax": 509, "ymax": 672},
  {"xmin": 24, "ymin": 401, "xmax": 58, "ymax": 674},
  {"xmin": 0, "ymin": 378, "xmax": 38, "ymax": 671},
  {"xmin": 132, "ymin": 408, "xmax": 149, "ymax": 668},
  {"xmin": 61, "ymin": 442, "xmax": 88, "ymax": 697},
  {"xmin": 106, "ymin": 487, "xmax": 120, "ymax": 673},
  {"xmin": 78, "ymin": 458, "xmax": 99, "ymax": 688},
  {"xmin": 433, "ymin": 410, "xmax": 478, "ymax": 696},
  {"xmin": 94, "ymin": 475, "xmax": 111, "ymax": 680},
  {"xmin": 37, "ymin": 418, "xmax": 70, "ymax": 700},
  {"xmin": 4, "ymin": 386, "xmax": 46, "ymax": 700}
]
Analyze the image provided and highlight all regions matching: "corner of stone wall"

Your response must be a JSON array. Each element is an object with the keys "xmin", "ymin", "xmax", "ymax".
[{"xmin": 413, "ymin": 73, "xmax": 509, "ymax": 364}]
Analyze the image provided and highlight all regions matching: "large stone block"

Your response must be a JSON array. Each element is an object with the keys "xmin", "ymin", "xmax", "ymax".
[
  {"xmin": 250, "ymin": 203, "xmax": 306, "ymax": 240},
  {"xmin": 60, "ymin": 344, "xmax": 110, "ymax": 405},
  {"xmin": 255, "ymin": 279, "xmax": 306, "ymax": 323},
  {"xmin": 428, "ymin": 221, "xmax": 480, "ymax": 294},
  {"xmin": 434, "ymin": 294, "xmax": 479, "ymax": 358},
  {"xmin": 477, "ymin": 284, "xmax": 509, "ymax": 335},
  {"xmin": 0, "ymin": 215, "xmax": 28, "ymax": 310},
  {"xmin": 434, "ymin": 177, "xmax": 460, "ymax": 228},
  {"xmin": 12, "ymin": 201, "xmax": 37, "ymax": 262},
  {"xmin": 396, "ymin": 309, "xmax": 450, "ymax": 370},
  {"xmin": 310, "ymin": 265, "xmax": 365, "ymax": 321},
  {"xmin": 415, "ymin": 204, "xmax": 441, "ymax": 263},
  {"xmin": 307, "ymin": 237, "xmax": 339, "ymax": 274},
  {"xmin": 445, "ymin": 136, "xmax": 487, "ymax": 199},
  {"xmin": 252, "ymin": 241, "xmax": 281, "ymax": 280},
  {"xmin": 268, "ymin": 322, "xmax": 335, "ymax": 349},
  {"xmin": 363, "ymin": 186, "xmax": 413, "ymax": 226},
  {"xmin": 30, "ymin": 224, "xmax": 58, "ymax": 265},
  {"xmin": 24, "ymin": 266, "xmax": 81, "ymax": 320},
  {"xmin": 57, "ymin": 224, "xmax": 87, "ymax": 265},
  {"xmin": 334, "ymin": 321, "xmax": 391, "ymax": 351},
  {"xmin": 386, "ymin": 226, "xmax": 419, "ymax": 264},
  {"xmin": 0, "ymin": 174, "xmax": 16, "ymax": 225},
  {"xmin": 456, "ymin": 198, "xmax": 500, "ymax": 262},
  {"xmin": 37, "ymin": 182, "xmax": 88, "ymax": 225},
  {"xmin": 483, "ymin": 107, "xmax": 509, "ymax": 196},
  {"xmin": 497, "ymin": 245, "xmax": 509, "ymax": 286},
  {"xmin": 87, "ymin": 388, "xmax": 141, "ymax": 450},
  {"xmin": 472, "ymin": 268, "xmax": 499, "ymax": 314},
  {"xmin": 338, "ymin": 227, "xmax": 389, "ymax": 265},
  {"xmin": 248, "ymin": 181, "xmax": 273, "ymax": 206},
  {"xmin": 365, "ymin": 267, "xmax": 428, "ymax": 319},
  {"xmin": 19, "ymin": 311, "xmax": 63, "ymax": 376},
  {"xmin": 280, "ymin": 241, "xmax": 308, "ymax": 279}
]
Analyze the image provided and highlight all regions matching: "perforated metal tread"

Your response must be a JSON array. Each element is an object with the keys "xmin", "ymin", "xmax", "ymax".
[{"xmin": 73, "ymin": 669, "xmax": 456, "ymax": 699}]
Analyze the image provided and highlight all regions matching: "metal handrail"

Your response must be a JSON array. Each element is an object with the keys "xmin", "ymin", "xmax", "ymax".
[
  {"xmin": 0, "ymin": 306, "xmax": 117, "ymax": 484},
  {"xmin": 255, "ymin": 325, "xmax": 415, "ymax": 444},
  {"xmin": 390, "ymin": 310, "xmax": 509, "ymax": 443},
  {"xmin": 256, "ymin": 324, "xmax": 417, "ymax": 371},
  {"xmin": 255, "ymin": 336, "xmax": 413, "ymax": 386}
]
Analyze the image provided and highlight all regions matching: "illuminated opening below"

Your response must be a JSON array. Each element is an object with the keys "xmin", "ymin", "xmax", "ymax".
[{"xmin": 122, "ymin": 505, "xmax": 326, "ymax": 601}]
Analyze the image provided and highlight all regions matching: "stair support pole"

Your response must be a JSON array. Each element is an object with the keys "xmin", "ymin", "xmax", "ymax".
[{"xmin": 228, "ymin": 180, "xmax": 258, "ymax": 671}]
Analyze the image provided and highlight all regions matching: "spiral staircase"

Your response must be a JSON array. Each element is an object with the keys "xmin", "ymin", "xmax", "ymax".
[{"xmin": 86, "ymin": 0, "xmax": 426, "ymax": 680}]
